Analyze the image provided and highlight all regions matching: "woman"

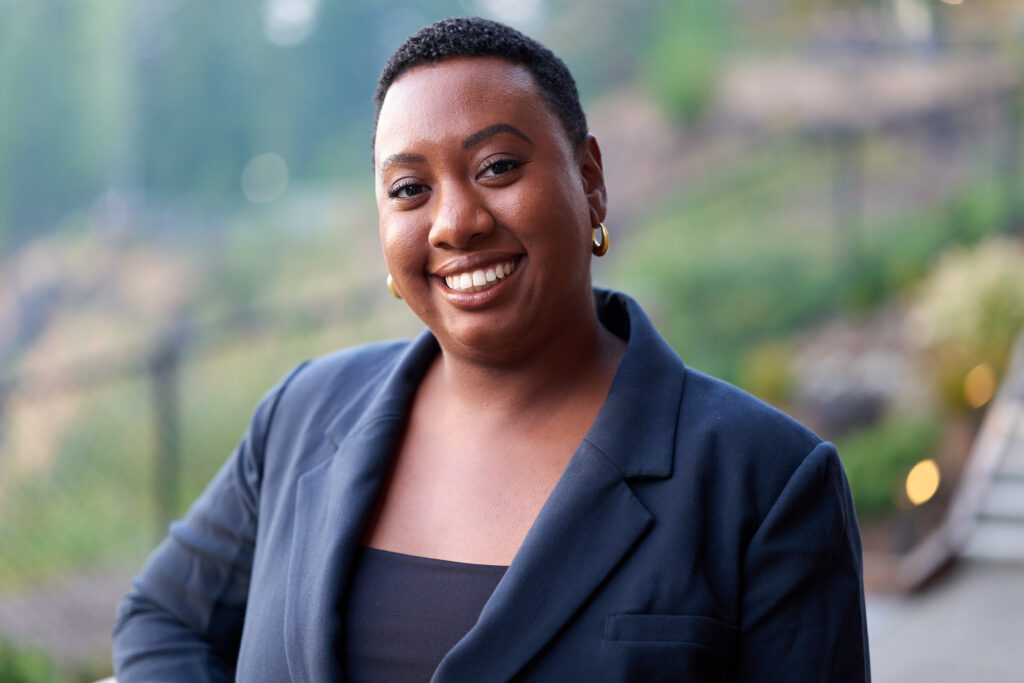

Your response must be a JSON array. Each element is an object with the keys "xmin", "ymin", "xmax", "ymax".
[{"xmin": 113, "ymin": 17, "xmax": 870, "ymax": 682}]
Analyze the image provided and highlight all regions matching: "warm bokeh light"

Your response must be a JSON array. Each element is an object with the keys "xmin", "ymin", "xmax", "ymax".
[
  {"xmin": 941, "ymin": 0, "xmax": 964, "ymax": 6},
  {"xmin": 905, "ymin": 459, "xmax": 941, "ymax": 506},
  {"xmin": 964, "ymin": 362, "xmax": 996, "ymax": 409}
]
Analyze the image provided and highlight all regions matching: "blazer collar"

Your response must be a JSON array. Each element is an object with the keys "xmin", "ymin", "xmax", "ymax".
[
  {"xmin": 583, "ymin": 289, "xmax": 683, "ymax": 480},
  {"xmin": 321, "ymin": 289, "xmax": 684, "ymax": 478},
  {"xmin": 285, "ymin": 289, "xmax": 686, "ymax": 682},
  {"xmin": 323, "ymin": 331, "xmax": 440, "ymax": 447}
]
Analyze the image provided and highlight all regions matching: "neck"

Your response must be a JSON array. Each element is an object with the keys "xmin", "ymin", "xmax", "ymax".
[{"xmin": 431, "ymin": 299, "xmax": 625, "ymax": 420}]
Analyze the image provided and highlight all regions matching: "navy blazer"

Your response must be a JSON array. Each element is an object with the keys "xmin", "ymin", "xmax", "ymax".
[{"xmin": 113, "ymin": 289, "xmax": 870, "ymax": 682}]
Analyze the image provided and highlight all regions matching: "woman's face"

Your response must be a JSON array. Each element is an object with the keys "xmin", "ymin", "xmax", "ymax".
[{"xmin": 374, "ymin": 57, "xmax": 606, "ymax": 361}]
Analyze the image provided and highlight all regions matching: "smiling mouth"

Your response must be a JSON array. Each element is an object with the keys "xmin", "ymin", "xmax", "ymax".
[{"xmin": 442, "ymin": 259, "xmax": 520, "ymax": 293}]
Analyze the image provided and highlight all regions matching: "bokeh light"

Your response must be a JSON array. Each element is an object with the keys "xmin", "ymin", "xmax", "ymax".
[
  {"xmin": 241, "ymin": 153, "xmax": 289, "ymax": 203},
  {"xmin": 963, "ymin": 362, "xmax": 996, "ymax": 409},
  {"xmin": 905, "ymin": 459, "xmax": 941, "ymax": 506},
  {"xmin": 472, "ymin": 0, "xmax": 543, "ymax": 26},
  {"xmin": 263, "ymin": 0, "xmax": 321, "ymax": 47}
]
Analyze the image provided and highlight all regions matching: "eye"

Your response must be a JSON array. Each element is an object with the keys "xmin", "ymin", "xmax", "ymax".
[
  {"xmin": 478, "ymin": 156, "xmax": 521, "ymax": 180},
  {"xmin": 387, "ymin": 181, "xmax": 427, "ymax": 199}
]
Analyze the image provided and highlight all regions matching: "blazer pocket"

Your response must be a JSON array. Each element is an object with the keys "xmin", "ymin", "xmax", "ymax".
[{"xmin": 603, "ymin": 614, "xmax": 737, "ymax": 650}]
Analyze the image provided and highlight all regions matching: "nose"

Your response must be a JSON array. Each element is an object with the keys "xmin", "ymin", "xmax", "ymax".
[{"xmin": 428, "ymin": 181, "xmax": 495, "ymax": 250}]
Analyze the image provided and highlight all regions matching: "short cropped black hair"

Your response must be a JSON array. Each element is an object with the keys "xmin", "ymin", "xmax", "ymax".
[{"xmin": 373, "ymin": 17, "xmax": 587, "ymax": 153}]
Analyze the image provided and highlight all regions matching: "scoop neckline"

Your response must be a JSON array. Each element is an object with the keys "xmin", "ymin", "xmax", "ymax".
[{"xmin": 361, "ymin": 545, "xmax": 510, "ymax": 571}]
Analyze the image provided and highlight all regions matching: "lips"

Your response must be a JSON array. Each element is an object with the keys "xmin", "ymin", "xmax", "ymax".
[{"xmin": 442, "ymin": 259, "xmax": 519, "ymax": 293}]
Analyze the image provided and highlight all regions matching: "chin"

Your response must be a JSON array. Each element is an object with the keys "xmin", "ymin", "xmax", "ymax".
[{"xmin": 440, "ymin": 322, "xmax": 529, "ymax": 361}]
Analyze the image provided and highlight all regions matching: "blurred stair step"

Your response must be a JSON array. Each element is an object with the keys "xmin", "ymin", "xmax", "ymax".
[
  {"xmin": 962, "ymin": 520, "xmax": 1024, "ymax": 562},
  {"xmin": 979, "ymin": 480, "xmax": 1024, "ymax": 521},
  {"xmin": 1000, "ymin": 449, "xmax": 1024, "ymax": 478}
]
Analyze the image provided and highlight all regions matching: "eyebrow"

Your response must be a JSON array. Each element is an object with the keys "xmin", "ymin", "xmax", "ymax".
[
  {"xmin": 379, "ymin": 152, "xmax": 427, "ymax": 177},
  {"xmin": 462, "ymin": 124, "xmax": 533, "ymax": 150},
  {"xmin": 378, "ymin": 124, "xmax": 533, "ymax": 179}
]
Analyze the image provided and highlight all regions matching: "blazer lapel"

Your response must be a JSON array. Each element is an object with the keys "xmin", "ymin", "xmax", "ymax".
[
  {"xmin": 432, "ymin": 440, "xmax": 655, "ymax": 683},
  {"xmin": 282, "ymin": 332, "xmax": 439, "ymax": 681},
  {"xmin": 433, "ymin": 292, "xmax": 685, "ymax": 682}
]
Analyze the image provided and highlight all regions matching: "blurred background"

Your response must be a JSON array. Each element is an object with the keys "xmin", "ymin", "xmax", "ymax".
[{"xmin": 1, "ymin": 0, "xmax": 1023, "ymax": 680}]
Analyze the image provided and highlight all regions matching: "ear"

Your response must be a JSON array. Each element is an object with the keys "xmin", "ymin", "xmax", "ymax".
[{"xmin": 579, "ymin": 133, "xmax": 608, "ymax": 227}]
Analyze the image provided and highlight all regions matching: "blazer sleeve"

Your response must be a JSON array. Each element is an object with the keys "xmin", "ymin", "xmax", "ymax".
[
  {"xmin": 735, "ymin": 441, "xmax": 871, "ymax": 682},
  {"xmin": 112, "ymin": 362, "xmax": 308, "ymax": 683}
]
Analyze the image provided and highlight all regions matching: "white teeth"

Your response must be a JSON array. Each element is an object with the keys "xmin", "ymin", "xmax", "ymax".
[{"xmin": 443, "ymin": 260, "xmax": 518, "ymax": 293}]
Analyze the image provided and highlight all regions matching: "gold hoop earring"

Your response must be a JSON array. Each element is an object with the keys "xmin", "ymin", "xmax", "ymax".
[
  {"xmin": 386, "ymin": 273, "xmax": 401, "ymax": 299},
  {"xmin": 592, "ymin": 223, "xmax": 610, "ymax": 257}
]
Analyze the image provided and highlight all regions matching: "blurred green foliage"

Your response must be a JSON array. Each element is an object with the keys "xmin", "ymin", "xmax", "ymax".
[
  {"xmin": 610, "ymin": 139, "xmax": 834, "ymax": 380},
  {"xmin": 0, "ymin": 637, "xmax": 111, "ymax": 683},
  {"xmin": 909, "ymin": 236, "xmax": 1024, "ymax": 411},
  {"xmin": 0, "ymin": 2, "xmax": 125, "ymax": 242},
  {"xmin": 640, "ymin": 0, "xmax": 732, "ymax": 125},
  {"xmin": 612, "ymin": 139, "xmax": 1015, "ymax": 383},
  {"xmin": 0, "ymin": 639, "xmax": 61, "ymax": 683},
  {"xmin": 835, "ymin": 415, "xmax": 941, "ymax": 517},
  {"xmin": 0, "ymin": 380, "xmax": 154, "ymax": 589},
  {"xmin": 736, "ymin": 340, "xmax": 795, "ymax": 407},
  {"xmin": 844, "ymin": 178, "xmax": 1009, "ymax": 312}
]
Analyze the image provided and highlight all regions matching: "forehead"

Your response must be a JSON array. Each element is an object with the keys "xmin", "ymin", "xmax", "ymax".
[{"xmin": 374, "ymin": 57, "xmax": 560, "ymax": 161}]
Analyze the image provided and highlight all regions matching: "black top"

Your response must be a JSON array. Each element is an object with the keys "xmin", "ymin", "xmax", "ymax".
[{"xmin": 342, "ymin": 546, "xmax": 509, "ymax": 682}]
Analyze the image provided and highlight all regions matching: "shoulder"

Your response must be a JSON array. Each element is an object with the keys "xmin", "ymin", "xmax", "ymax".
[
  {"xmin": 285, "ymin": 339, "xmax": 413, "ymax": 398},
  {"xmin": 679, "ymin": 366, "xmax": 821, "ymax": 457},
  {"xmin": 674, "ymin": 365, "xmax": 829, "ymax": 521},
  {"xmin": 599, "ymin": 288, "xmax": 827, "ymax": 509},
  {"xmin": 227, "ymin": 335, "xmax": 433, "ymax": 487},
  {"xmin": 267, "ymin": 338, "xmax": 416, "ymax": 429}
]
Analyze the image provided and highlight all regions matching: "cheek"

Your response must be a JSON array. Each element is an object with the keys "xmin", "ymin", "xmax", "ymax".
[
  {"xmin": 523, "ymin": 180, "xmax": 591, "ymax": 250},
  {"xmin": 380, "ymin": 216, "xmax": 425, "ymax": 272},
  {"xmin": 498, "ymin": 176, "xmax": 586, "ymax": 233}
]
